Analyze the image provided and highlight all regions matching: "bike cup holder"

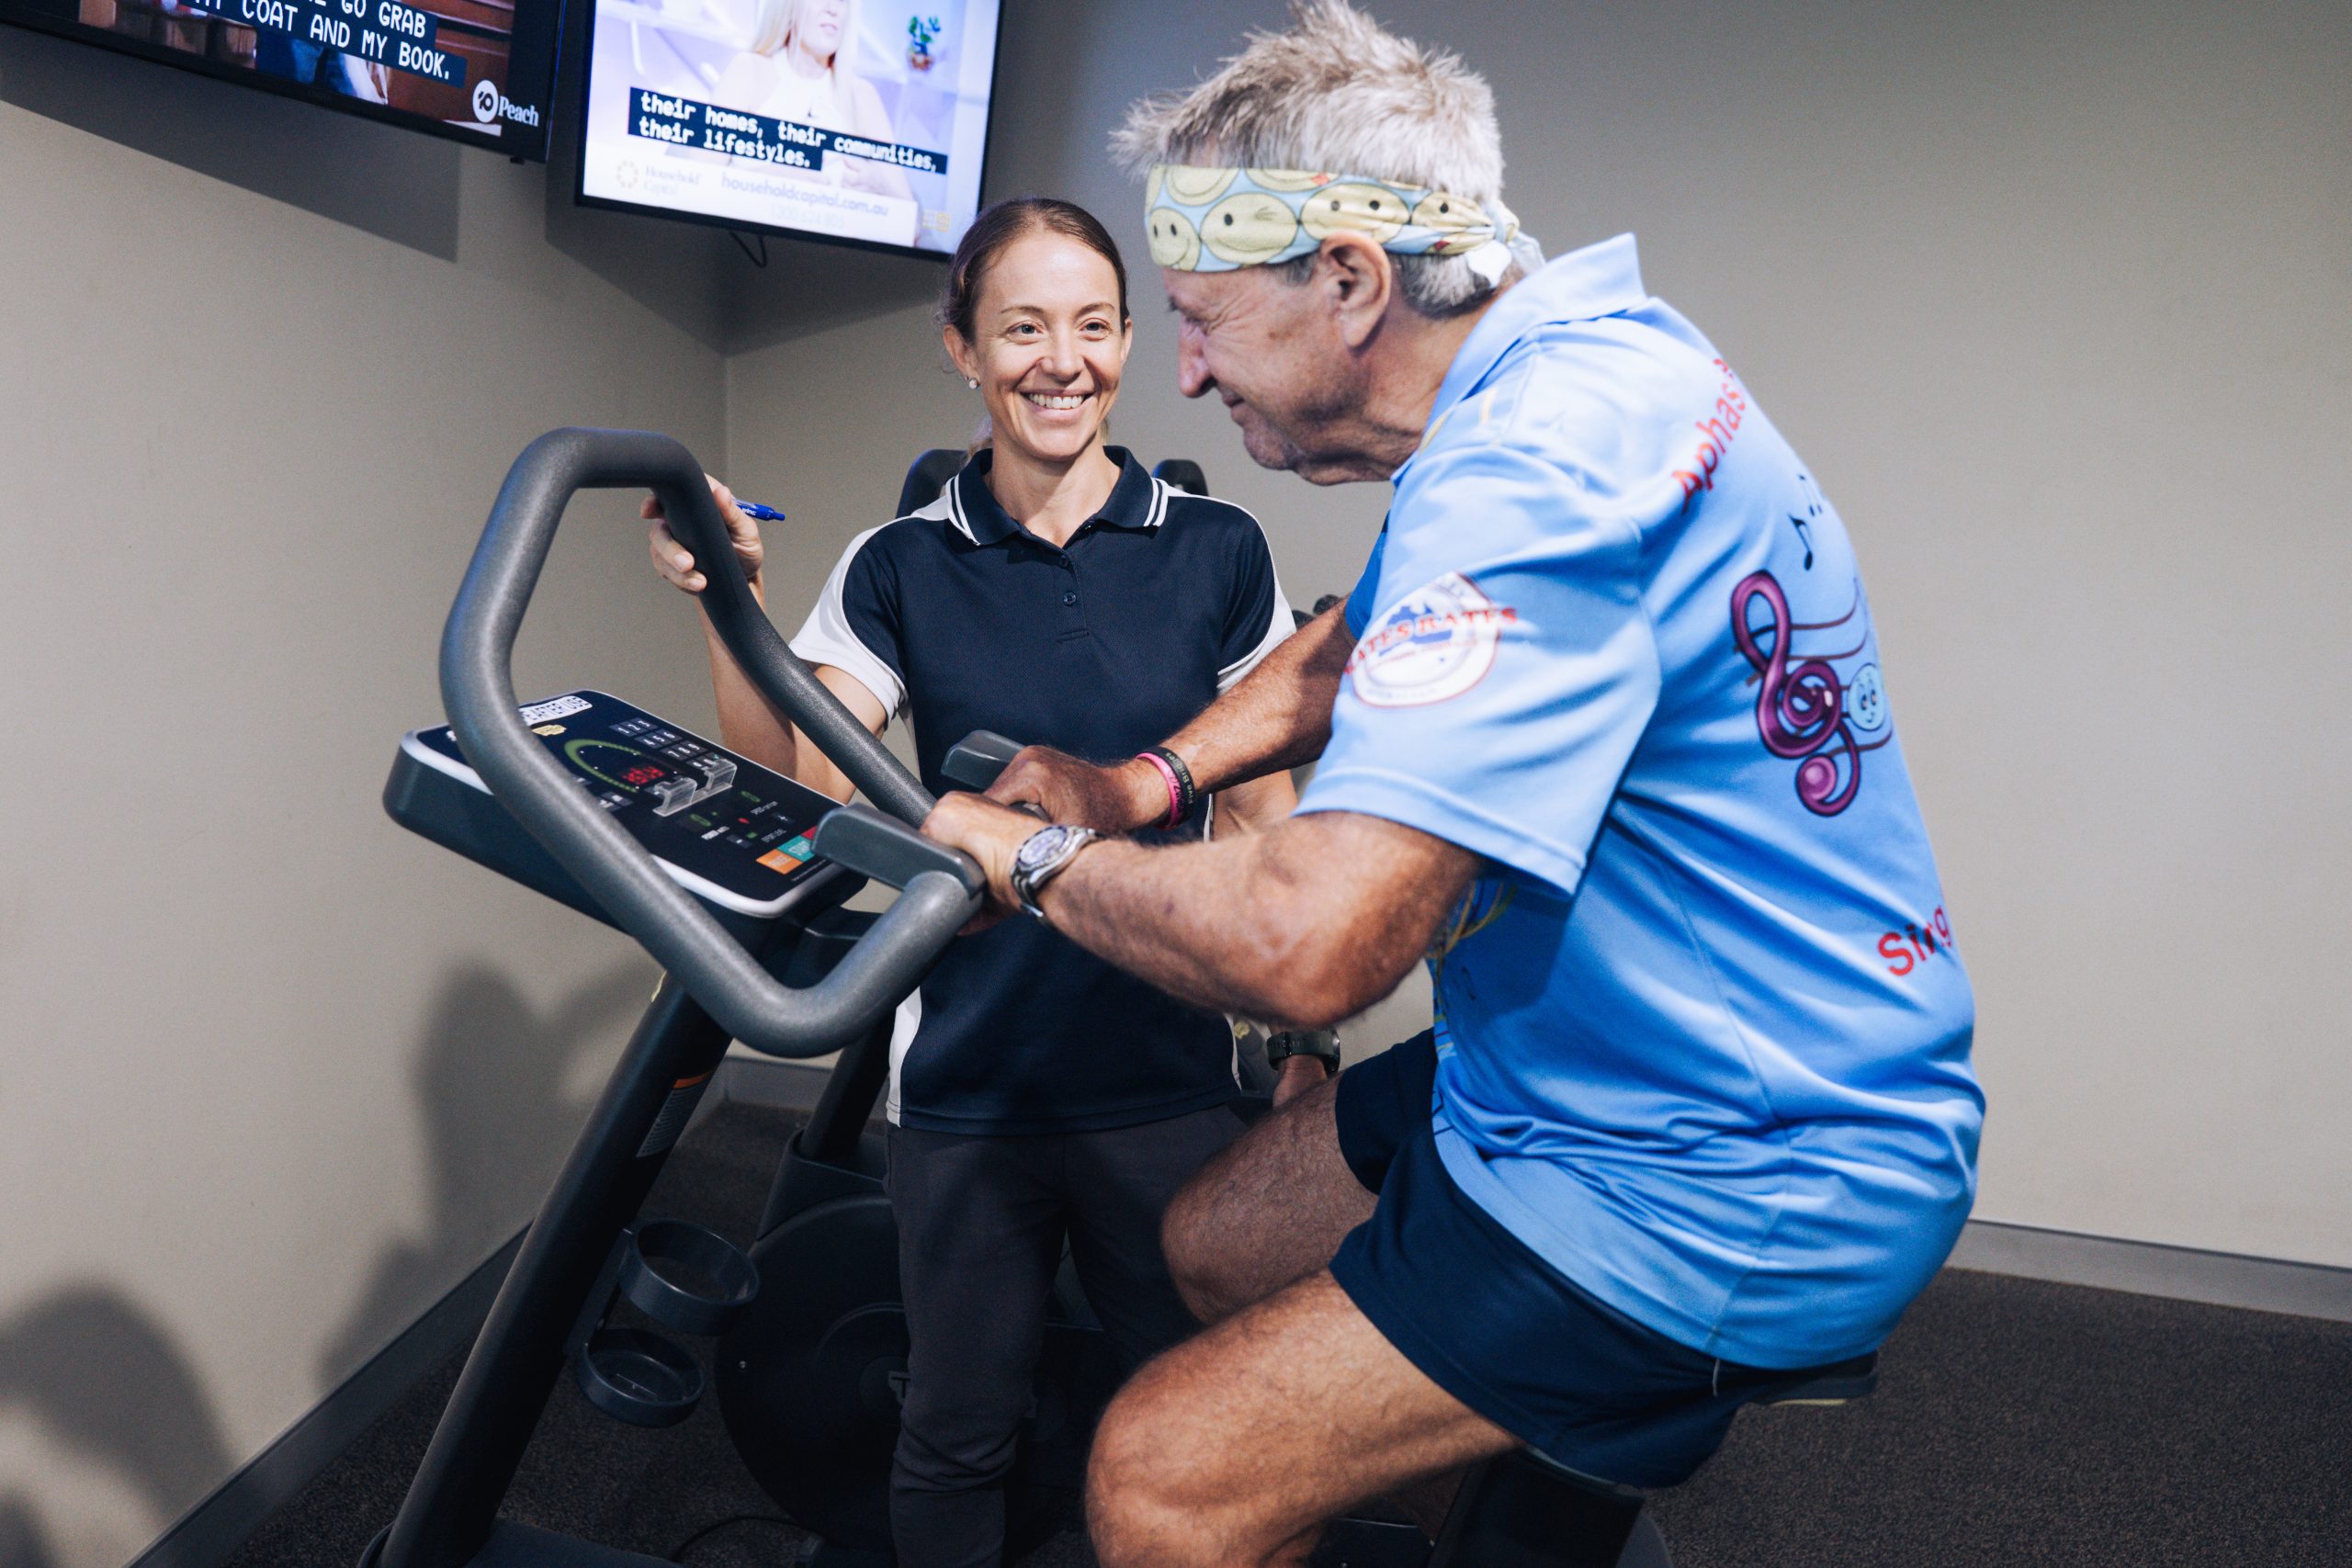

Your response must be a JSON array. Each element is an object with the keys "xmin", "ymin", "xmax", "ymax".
[
  {"xmin": 573, "ymin": 1220, "xmax": 761, "ymax": 1427},
  {"xmin": 575, "ymin": 1327, "xmax": 705, "ymax": 1428},
  {"xmin": 622, "ymin": 1219, "xmax": 760, "ymax": 1337}
]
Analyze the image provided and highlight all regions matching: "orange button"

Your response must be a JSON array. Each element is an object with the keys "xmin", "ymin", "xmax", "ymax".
[{"xmin": 757, "ymin": 849, "xmax": 798, "ymax": 874}]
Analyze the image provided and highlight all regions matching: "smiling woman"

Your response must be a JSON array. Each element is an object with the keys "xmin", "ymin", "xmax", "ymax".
[
  {"xmin": 933, "ymin": 197, "xmax": 1135, "ymax": 522},
  {"xmin": 642, "ymin": 195, "xmax": 1304, "ymax": 1568}
]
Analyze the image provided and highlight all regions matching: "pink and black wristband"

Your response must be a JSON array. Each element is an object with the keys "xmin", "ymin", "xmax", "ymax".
[{"xmin": 1136, "ymin": 746, "xmax": 1198, "ymax": 829}]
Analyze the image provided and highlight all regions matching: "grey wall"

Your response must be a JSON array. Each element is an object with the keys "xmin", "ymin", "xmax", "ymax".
[
  {"xmin": 726, "ymin": 0, "xmax": 2352, "ymax": 1269},
  {"xmin": 0, "ymin": 30, "xmax": 733, "ymax": 1567}
]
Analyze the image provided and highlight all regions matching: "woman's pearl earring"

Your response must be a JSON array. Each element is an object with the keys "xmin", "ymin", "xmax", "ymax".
[{"xmin": 967, "ymin": 378, "xmax": 978, "ymax": 389}]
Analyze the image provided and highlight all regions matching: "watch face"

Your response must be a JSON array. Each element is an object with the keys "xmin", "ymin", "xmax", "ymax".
[{"xmin": 1015, "ymin": 825, "xmax": 1077, "ymax": 873}]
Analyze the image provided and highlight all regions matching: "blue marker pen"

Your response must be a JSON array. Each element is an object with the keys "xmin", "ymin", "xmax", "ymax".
[{"xmin": 734, "ymin": 500, "xmax": 786, "ymax": 522}]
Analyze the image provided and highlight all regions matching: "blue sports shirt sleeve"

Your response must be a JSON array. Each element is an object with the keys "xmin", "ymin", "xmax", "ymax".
[
  {"xmin": 1341, "ymin": 522, "xmax": 1388, "ymax": 638},
  {"xmin": 1299, "ymin": 441, "xmax": 1660, "ymax": 897}
]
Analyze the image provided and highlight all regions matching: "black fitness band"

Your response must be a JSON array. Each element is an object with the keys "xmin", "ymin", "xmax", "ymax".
[{"xmin": 1141, "ymin": 745, "xmax": 1198, "ymax": 827}]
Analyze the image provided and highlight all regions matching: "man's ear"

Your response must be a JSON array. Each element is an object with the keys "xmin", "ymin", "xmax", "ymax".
[{"xmin": 1317, "ymin": 234, "xmax": 1395, "ymax": 350}]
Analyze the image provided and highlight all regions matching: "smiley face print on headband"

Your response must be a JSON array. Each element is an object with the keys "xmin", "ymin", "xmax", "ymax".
[
  {"xmin": 1246, "ymin": 167, "xmax": 1329, "ymax": 192},
  {"xmin": 1164, "ymin": 165, "xmax": 1238, "ymax": 204},
  {"xmin": 1147, "ymin": 206, "xmax": 1203, "ymax": 268},
  {"xmin": 1409, "ymin": 191, "xmax": 1487, "ymax": 253},
  {"xmin": 1202, "ymin": 191, "xmax": 1301, "ymax": 265},
  {"xmin": 1301, "ymin": 182, "xmax": 1408, "ymax": 243}
]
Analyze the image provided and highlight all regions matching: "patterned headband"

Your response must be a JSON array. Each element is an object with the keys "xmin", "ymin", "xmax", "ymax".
[{"xmin": 1144, "ymin": 164, "xmax": 1530, "ymax": 284}]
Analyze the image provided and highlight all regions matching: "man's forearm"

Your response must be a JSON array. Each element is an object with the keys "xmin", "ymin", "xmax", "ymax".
[
  {"xmin": 1032, "ymin": 812, "xmax": 1468, "ymax": 1029},
  {"xmin": 1165, "ymin": 604, "xmax": 1352, "ymax": 793}
]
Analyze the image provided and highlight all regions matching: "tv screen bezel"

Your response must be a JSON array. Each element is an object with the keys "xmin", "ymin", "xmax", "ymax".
[
  {"xmin": 568, "ymin": 0, "xmax": 1003, "ymax": 265},
  {"xmin": 0, "ymin": 0, "xmax": 564, "ymax": 162}
]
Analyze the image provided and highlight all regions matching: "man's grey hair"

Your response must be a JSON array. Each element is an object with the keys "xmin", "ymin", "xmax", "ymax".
[{"xmin": 1112, "ymin": 0, "xmax": 1519, "ymax": 316}]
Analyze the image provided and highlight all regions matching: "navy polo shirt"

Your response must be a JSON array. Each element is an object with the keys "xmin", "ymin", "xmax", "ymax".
[{"xmin": 789, "ymin": 447, "xmax": 1294, "ymax": 1133}]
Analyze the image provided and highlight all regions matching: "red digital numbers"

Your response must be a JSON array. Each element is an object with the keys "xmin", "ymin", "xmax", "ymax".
[{"xmin": 620, "ymin": 763, "xmax": 666, "ymax": 786}]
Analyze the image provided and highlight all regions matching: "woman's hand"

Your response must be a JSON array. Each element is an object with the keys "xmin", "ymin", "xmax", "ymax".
[{"xmin": 645, "ymin": 473, "xmax": 763, "ymax": 598}]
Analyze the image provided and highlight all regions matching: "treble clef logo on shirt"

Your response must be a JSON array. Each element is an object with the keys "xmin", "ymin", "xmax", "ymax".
[{"xmin": 1730, "ymin": 570, "xmax": 1883, "ymax": 817}]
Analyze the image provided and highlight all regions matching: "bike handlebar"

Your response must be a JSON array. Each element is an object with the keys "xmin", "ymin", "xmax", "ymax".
[{"xmin": 439, "ymin": 427, "xmax": 979, "ymax": 1058}]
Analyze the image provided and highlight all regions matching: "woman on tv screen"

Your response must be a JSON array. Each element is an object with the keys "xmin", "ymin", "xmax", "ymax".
[{"xmin": 714, "ymin": 0, "xmax": 913, "ymax": 207}]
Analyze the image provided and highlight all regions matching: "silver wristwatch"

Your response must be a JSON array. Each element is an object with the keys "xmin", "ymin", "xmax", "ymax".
[{"xmin": 1009, "ymin": 824, "xmax": 1102, "ymax": 919}]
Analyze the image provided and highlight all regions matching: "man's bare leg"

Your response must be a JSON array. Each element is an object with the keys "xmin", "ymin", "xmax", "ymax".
[
  {"xmin": 1159, "ymin": 1066, "xmax": 1476, "ymax": 1536},
  {"xmin": 1159, "ymin": 1071, "xmax": 1371, "ymax": 1323},
  {"xmin": 1088, "ymin": 1271, "xmax": 1518, "ymax": 1568}
]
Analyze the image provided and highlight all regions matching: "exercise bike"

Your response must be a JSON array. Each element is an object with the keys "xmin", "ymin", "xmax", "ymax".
[
  {"xmin": 364, "ymin": 429, "xmax": 1870, "ymax": 1568},
  {"xmin": 364, "ymin": 432, "xmax": 1245, "ymax": 1568}
]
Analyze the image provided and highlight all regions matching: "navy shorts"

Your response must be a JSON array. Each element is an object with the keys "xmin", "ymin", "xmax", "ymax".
[{"xmin": 1329, "ymin": 1032, "xmax": 1807, "ymax": 1489}]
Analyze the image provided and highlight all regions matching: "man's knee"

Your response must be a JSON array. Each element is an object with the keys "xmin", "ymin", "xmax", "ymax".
[
  {"xmin": 1086, "ymin": 1383, "xmax": 1183, "ymax": 1567},
  {"xmin": 1087, "ymin": 1374, "xmax": 1269, "ymax": 1568}
]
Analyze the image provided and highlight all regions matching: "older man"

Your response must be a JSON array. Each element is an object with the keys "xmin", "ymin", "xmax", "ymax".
[{"xmin": 922, "ymin": 4, "xmax": 1983, "ymax": 1564}]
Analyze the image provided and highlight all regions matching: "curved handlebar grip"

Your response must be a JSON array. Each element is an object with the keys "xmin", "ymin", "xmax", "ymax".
[
  {"xmin": 440, "ymin": 428, "xmax": 971, "ymax": 1056},
  {"xmin": 813, "ymin": 806, "xmax": 986, "ymax": 897},
  {"xmin": 639, "ymin": 440, "xmax": 931, "ymax": 825},
  {"xmin": 940, "ymin": 729, "xmax": 1023, "ymax": 792}
]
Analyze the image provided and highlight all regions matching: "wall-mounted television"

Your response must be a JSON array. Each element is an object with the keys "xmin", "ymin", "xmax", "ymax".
[
  {"xmin": 574, "ymin": 0, "xmax": 1001, "ymax": 258},
  {"xmin": 0, "ymin": 0, "xmax": 564, "ymax": 158}
]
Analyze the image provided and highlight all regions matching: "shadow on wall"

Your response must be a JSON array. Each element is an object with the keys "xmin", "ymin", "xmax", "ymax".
[
  {"xmin": 0, "ymin": 1286, "xmax": 238, "ymax": 1568},
  {"xmin": 319, "ymin": 956, "xmax": 654, "ymax": 1385},
  {"xmin": 0, "ymin": 957, "xmax": 648, "ymax": 1566},
  {"xmin": 0, "ymin": 26, "xmax": 463, "ymax": 258}
]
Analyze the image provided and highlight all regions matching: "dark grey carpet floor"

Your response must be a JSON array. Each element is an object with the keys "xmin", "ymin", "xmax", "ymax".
[{"xmin": 228, "ymin": 1103, "xmax": 2352, "ymax": 1568}]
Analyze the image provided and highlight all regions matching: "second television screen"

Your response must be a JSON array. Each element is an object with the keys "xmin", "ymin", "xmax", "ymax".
[{"xmin": 578, "ymin": 0, "xmax": 1000, "ymax": 257}]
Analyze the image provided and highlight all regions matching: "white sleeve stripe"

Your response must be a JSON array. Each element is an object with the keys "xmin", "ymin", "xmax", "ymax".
[
  {"xmin": 1217, "ymin": 516, "xmax": 1297, "ymax": 691},
  {"xmin": 1217, "ymin": 586, "xmax": 1296, "ymax": 689},
  {"xmin": 786, "ymin": 524, "xmax": 908, "ymax": 718}
]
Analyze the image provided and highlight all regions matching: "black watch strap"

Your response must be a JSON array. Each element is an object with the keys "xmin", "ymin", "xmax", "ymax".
[{"xmin": 1264, "ymin": 1028, "xmax": 1341, "ymax": 1074}]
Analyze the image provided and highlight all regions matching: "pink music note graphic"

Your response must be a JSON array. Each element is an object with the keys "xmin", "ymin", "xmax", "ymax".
[{"xmin": 1729, "ymin": 570, "xmax": 1890, "ymax": 817}]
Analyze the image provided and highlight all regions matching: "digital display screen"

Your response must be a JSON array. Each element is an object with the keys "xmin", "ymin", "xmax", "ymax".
[
  {"xmin": 575, "ymin": 0, "xmax": 1001, "ymax": 257},
  {"xmin": 0, "ymin": 0, "xmax": 563, "ymax": 158},
  {"xmin": 407, "ymin": 692, "xmax": 842, "ymax": 912}
]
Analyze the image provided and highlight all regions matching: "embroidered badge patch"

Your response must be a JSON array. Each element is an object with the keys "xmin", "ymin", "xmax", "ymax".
[{"xmin": 1347, "ymin": 573, "xmax": 1517, "ymax": 707}]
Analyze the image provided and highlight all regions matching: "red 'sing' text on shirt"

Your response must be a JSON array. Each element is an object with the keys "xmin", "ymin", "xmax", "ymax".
[
  {"xmin": 1879, "ymin": 906, "xmax": 1956, "ymax": 979},
  {"xmin": 1672, "ymin": 359, "xmax": 1751, "ymax": 501}
]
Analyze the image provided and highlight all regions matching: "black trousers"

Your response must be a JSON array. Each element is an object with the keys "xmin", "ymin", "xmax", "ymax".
[{"xmin": 884, "ymin": 1105, "xmax": 1243, "ymax": 1568}]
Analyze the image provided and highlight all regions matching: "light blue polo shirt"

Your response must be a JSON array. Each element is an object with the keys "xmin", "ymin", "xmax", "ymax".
[{"xmin": 1299, "ymin": 234, "xmax": 1982, "ymax": 1369}]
